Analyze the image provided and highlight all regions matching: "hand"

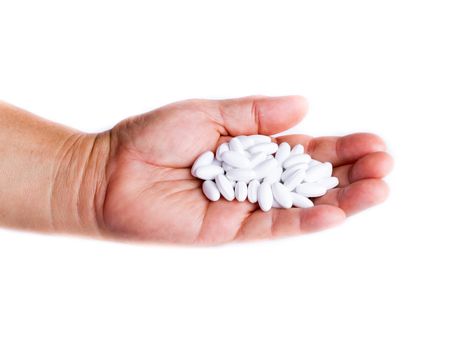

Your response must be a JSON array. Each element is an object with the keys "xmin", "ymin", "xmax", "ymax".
[{"xmin": 100, "ymin": 96, "xmax": 393, "ymax": 244}]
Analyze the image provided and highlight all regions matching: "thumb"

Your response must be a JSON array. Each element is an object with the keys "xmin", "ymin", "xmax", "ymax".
[{"xmin": 216, "ymin": 95, "xmax": 308, "ymax": 136}]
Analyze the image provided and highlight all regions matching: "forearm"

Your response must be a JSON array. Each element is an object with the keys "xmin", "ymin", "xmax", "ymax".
[{"xmin": 0, "ymin": 101, "xmax": 109, "ymax": 235}]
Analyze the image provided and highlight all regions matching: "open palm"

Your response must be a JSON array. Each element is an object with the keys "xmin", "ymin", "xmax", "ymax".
[{"xmin": 101, "ymin": 96, "xmax": 392, "ymax": 244}]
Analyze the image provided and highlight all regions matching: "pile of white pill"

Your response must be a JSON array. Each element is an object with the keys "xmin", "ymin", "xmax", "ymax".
[{"xmin": 191, "ymin": 135, "xmax": 338, "ymax": 212}]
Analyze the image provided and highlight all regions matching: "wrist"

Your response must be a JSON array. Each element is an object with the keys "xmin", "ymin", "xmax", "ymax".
[{"xmin": 51, "ymin": 130, "xmax": 112, "ymax": 236}]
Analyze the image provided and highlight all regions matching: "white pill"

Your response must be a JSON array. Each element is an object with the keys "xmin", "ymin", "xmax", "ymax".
[
  {"xmin": 222, "ymin": 163, "xmax": 234, "ymax": 172},
  {"xmin": 272, "ymin": 198, "xmax": 282, "ymax": 208},
  {"xmin": 191, "ymin": 135, "xmax": 336, "ymax": 211},
  {"xmin": 308, "ymin": 159, "xmax": 321, "ymax": 167},
  {"xmin": 226, "ymin": 168, "xmax": 256, "ymax": 183},
  {"xmin": 202, "ymin": 180, "xmax": 221, "ymax": 201},
  {"xmin": 216, "ymin": 143, "xmax": 229, "ymax": 161},
  {"xmin": 249, "ymin": 152, "xmax": 267, "ymax": 168},
  {"xmin": 281, "ymin": 163, "xmax": 309, "ymax": 182},
  {"xmin": 275, "ymin": 142, "xmax": 291, "ymax": 166},
  {"xmin": 290, "ymin": 144, "xmax": 305, "ymax": 155},
  {"xmin": 283, "ymin": 168, "xmax": 307, "ymax": 190},
  {"xmin": 249, "ymin": 135, "xmax": 271, "ymax": 144},
  {"xmin": 191, "ymin": 151, "xmax": 214, "ymax": 176},
  {"xmin": 235, "ymin": 181, "xmax": 248, "ymax": 201},
  {"xmin": 229, "ymin": 137, "xmax": 245, "ymax": 153},
  {"xmin": 290, "ymin": 192, "xmax": 314, "ymax": 208},
  {"xmin": 272, "ymin": 182, "xmax": 293, "ymax": 208},
  {"xmin": 221, "ymin": 151, "xmax": 251, "ymax": 168},
  {"xmin": 295, "ymin": 183, "xmax": 327, "ymax": 197},
  {"xmin": 236, "ymin": 135, "xmax": 255, "ymax": 149},
  {"xmin": 215, "ymin": 174, "xmax": 235, "ymax": 201},
  {"xmin": 194, "ymin": 165, "xmax": 224, "ymax": 180},
  {"xmin": 283, "ymin": 154, "xmax": 311, "ymax": 169},
  {"xmin": 305, "ymin": 162, "xmax": 333, "ymax": 182},
  {"xmin": 247, "ymin": 180, "xmax": 260, "ymax": 203},
  {"xmin": 248, "ymin": 142, "xmax": 279, "ymax": 155},
  {"xmin": 254, "ymin": 158, "xmax": 279, "ymax": 179},
  {"xmin": 263, "ymin": 166, "xmax": 283, "ymax": 184},
  {"xmin": 258, "ymin": 182, "xmax": 273, "ymax": 212},
  {"xmin": 317, "ymin": 176, "xmax": 339, "ymax": 190}
]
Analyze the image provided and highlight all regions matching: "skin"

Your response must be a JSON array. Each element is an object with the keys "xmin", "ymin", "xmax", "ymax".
[{"xmin": 0, "ymin": 96, "xmax": 393, "ymax": 245}]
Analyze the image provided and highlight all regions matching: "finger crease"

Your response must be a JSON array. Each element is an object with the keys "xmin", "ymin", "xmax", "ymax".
[
  {"xmin": 307, "ymin": 138, "xmax": 317, "ymax": 155},
  {"xmin": 251, "ymin": 99, "xmax": 261, "ymax": 134},
  {"xmin": 335, "ymin": 137, "xmax": 344, "ymax": 163},
  {"xmin": 337, "ymin": 186, "xmax": 346, "ymax": 208},
  {"xmin": 270, "ymin": 210, "xmax": 278, "ymax": 238},
  {"xmin": 347, "ymin": 163, "xmax": 356, "ymax": 183}
]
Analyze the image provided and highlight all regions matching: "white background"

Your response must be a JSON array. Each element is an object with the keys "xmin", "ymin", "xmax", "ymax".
[{"xmin": 1, "ymin": 0, "xmax": 456, "ymax": 349}]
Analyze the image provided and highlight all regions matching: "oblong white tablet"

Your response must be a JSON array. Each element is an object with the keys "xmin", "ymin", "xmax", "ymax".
[
  {"xmin": 271, "ymin": 182, "xmax": 293, "ymax": 208},
  {"xmin": 305, "ymin": 162, "xmax": 333, "ymax": 182},
  {"xmin": 249, "ymin": 135, "xmax": 271, "ymax": 144},
  {"xmin": 247, "ymin": 180, "xmax": 260, "ymax": 203},
  {"xmin": 290, "ymin": 192, "xmax": 314, "ymax": 208},
  {"xmin": 191, "ymin": 151, "xmax": 214, "ymax": 176},
  {"xmin": 254, "ymin": 158, "xmax": 279, "ymax": 179},
  {"xmin": 248, "ymin": 142, "xmax": 278, "ymax": 155},
  {"xmin": 263, "ymin": 166, "xmax": 283, "ymax": 184},
  {"xmin": 308, "ymin": 159, "xmax": 321, "ymax": 167},
  {"xmin": 283, "ymin": 168, "xmax": 307, "ymax": 190},
  {"xmin": 272, "ymin": 198, "xmax": 282, "ymax": 208},
  {"xmin": 290, "ymin": 144, "xmax": 304, "ymax": 155},
  {"xmin": 274, "ymin": 142, "xmax": 291, "ymax": 166},
  {"xmin": 221, "ymin": 151, "xmax": 251, "ymax": 168},
  {"xmin": 249, "ymin": 152, "xmax": 267, "ymax": 168},
  {"xmin": 229, "ymin": 137, "xmax": 245, "ymax": 153},
  {"xmin": 194, "ymin": 165, "xmax": 224, "ymax": 180},
  {"xmin": 215, "ymin": 174, "xmax": 235, "ymax": 201},
  {"xmin": 295, "ymin": 183, "xmax": 327, "ymax": 197},
  {"xmin": 258, "ymin": 182, "xmax": 273, "ymax": 212},
  {"xmin": 202, "ymin": 180, "xmax": 221, "ymax": 201},
  {"xmin": 316, "ymin": 176, "xmax": 339, "ymax": 190},
  {"xmin": 235, "ymin": 181, "xmax": 248, "ymax": 201},
  {"xmin": 281, "ymin": 163, "xmax": 308, "ymax": 182},
  {"xmin": 216, "ymin": 143, "xmax": 229, "ymax": 161},
  {"xmin": 236, "ymin": 136, "xmax": 255, "ymax": 149},
  {"xmin": 226, "ymin": 168, "xmax": 257, "ymax": 183},
  {"xmin": 283, "ymin": 154, "xmax": 311, "ymax": 169}
]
